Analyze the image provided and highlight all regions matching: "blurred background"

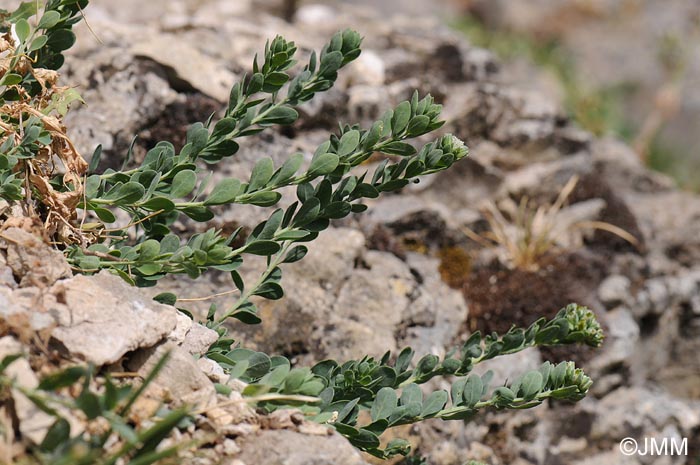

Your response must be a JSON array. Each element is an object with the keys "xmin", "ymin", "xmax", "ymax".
[{"xmin": 343, "ymin": 0, "xmax": 700, "ymax": 191}]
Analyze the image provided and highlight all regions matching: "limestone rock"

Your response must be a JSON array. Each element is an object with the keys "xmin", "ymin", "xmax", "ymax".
[
  {"xmin": 126, "ymin": 342, "xmax": 217, "ymax": 409},
  {"xmin": 131, "ymin": 34, "xmax": 237, "ymax": 101},
  {"xmin": 0, "ymin": 228, "xmax": 71, "ymax": 288},
  {"xmin": 598, "ymin": 275, "xmax": 632, "ymax": 308},
  {"xmin": 50, "ymin": 271, "xmax": 178, "ymax": 365},
  {"xmin": 235, "ymin": 429, "xmax": 369, "ymax": 465}
]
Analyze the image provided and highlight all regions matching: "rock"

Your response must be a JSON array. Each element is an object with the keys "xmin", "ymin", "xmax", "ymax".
[
  {"xmin": 346, "ymin": 49, "xmax": 385, "ymax": 86},
  {"xmin": 168, "ymin": 312, "xmax": 219, "ymax": 356},
  {"xmin": 222, "ymin": 438, "xmax": 241, "ymax": 456},
  {"xmin": 0, "ymin": 286, "xmax": 58, "ymax": 335},
  {"xmin": 585, "ymin": 386, "xmax": 700, "ymax": 442},
  {"xmin": 294, "ymin": 4, "xmax": 336, "ymax": 25},
  {"xmin": 50, "ymin": 271, "xmax": 178, "ymax": 365},
  {"xmin": 235, "ymin": 429, "xmax": 369, "ymax": 465},
  {"xmin": 590, "ymin": 308, "xmax": 639, "ymax": 373},
  {"xmin": 197, "ymin": 357, "xmax": 229, "ymax": 384},
  {"xmin": 168, "ymin": 311, "xmax": 194, "ymax": 345},
  {"xmin": 181, "ymin": 322, "xmax": 219, "ymax": 356},
  {"xmin": 598, "ymin": 275, "xmax": 632, "ymax": 308},
  {"xmin": 65, "ymin": 48, "xmax": 180, "ymax": 160},
  {"xmin": 320, "ymin": 250, "xmax": 414, "ymax": 359},
  {"xmin": 6, "ymin": 1, "xmax": 697, "ymax": 463},
  {"xmin": 399, "ymin": 252, "xmax": 468, "ymax": 357},
  {"xmin": 126, "ymin": 342, "xmax": 217, "ymax": 409},
  {"xmin": 206, "ymin": 391, "xmax": 257, "ymax": 428},
  {"xmin": 0, "ymin": 228, "xmax": 71, "ymax": 288},
  {"xmin": 0, "ymin": 337, "xmax": 53, "ymax": 444},
  {"xmin": 500, "ymin": 153, "xmax": 593, "ymax": 201},
  {"xmin": 472, "ymin": 349, "xmax": 543, "ymax": 388},
  {"xmin": 0, "ymin": 252, "xmax": 16, "ymax": 289},
  {"xmin": 463, "ymin": 47, "xmax": 500, "ymax": 81},
  {"xmin": 281, "ymin": 227, "xmax": 366, "ymax": 291},
  {"xmin": 347, "ymin": 84, "xmax": 393, "ymax": 123},
  {"xmin": 131, "ymin": 34, "xmax": 237, "ymax": 101}
]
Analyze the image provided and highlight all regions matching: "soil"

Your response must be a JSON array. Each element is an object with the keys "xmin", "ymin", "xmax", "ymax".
[
  {"xmin": 462, "ymin": 251, "xmax": 606, "ymax": 365},
  {"xmin": 137, "ymin": 92, "xmax": 221, "ymax": 154}
]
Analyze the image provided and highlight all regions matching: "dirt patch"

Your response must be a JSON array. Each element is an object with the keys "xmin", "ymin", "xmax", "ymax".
[
  {"xmin": 462, "ymin": 251, "xmax": 606, "ymax": 365},
  {"xmin": 138, "ymin": 93, "xmax": 221, "ymax": 153}
]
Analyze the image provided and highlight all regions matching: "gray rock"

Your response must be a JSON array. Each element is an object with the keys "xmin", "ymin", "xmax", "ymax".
[
  {"xmin": 180, "ymin": 322, "xmax": 219, "ymax": 357},
  {"xmin": 167, "ymin": 311, "xmax": 218, "ymax": 356},
  {"xmin": 235, "ymin": 429, "xmax": 368, "ymax": 465},
  {"xmin": 500, "ymin": 153, "xmax": 593, "ymax": 200},
  {"xmin": 0, "ymin": 250, "xmax": 16, "ymax": 289},
  {"xmin": 0, "ymin": 286, "xmax": 58, "ymax": 332},
  {"xmin": 585, "ymin": 386, "xmax": 700, "ymax": 450},
  {"xmin": 131, "ymin": 34, "xmax": 237, "ymax": 101},
  {"xmin": 590, "ymin": 308, "xmax": 639, "ymax": 373},
  {"xmin": 197, "ymin": 356, "xmax": 229, "ymax": 384},
  {"xmin": 0, "ymin": 228, "xmax": 71, "ymax": 288},
  {"xmin": 50, "ymin": 271, "xmax": 178, "ymax": 365},
  {"xmin": 65, "ymin": 46, "xmax": 180, "ymax": 159},
  {"xmin": 472, "ymin": 348, "xmax": 543, "ymax": 387},
  {"xmin": 400, "ymin": 252, "xmax": 468, "ymax": 357},
  {"xmin": 346, "ymin": 84, "xmax": 393, "ymax": 123},
  {"xmin": 319, "ymin": 250, "xmax": 414, "ymax": 360},
  {"xmin": 346, "ymin": 49, "xmax": 386, "ymax": 86},
  {"xmin": 126, "ymin": 342, "xmax": 217, "ymax": 409},
  {"xmin": 598, "ymin": 275, "xmax": 632, "ymax": 308}
]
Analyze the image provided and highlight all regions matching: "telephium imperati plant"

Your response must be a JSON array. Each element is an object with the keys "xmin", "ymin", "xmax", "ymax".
[{"xmin": 0, "ymin": 1, "xmax": 604, "ymax": 462}]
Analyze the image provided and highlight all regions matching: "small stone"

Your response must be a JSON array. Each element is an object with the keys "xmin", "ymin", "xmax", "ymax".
[
  {"xmin": 220, "ymin": 422, "xmax": 260, "ymax": 437},
  {"xmin": 294, "ymin": 4, "xmax": 336, "ymax": 24},
  {"xmin": 168, "ymin": 311, "xmax": 193, "ymax": 345},
  {"xmin": 222, "ymin": 438, "xmax": 241, "ymax": 456},
  {"xmin": 264, "ymin": 410, "xmax": 302, "ymax": 430},
  {"xmin": 197, "ymin": 357, "xmax": 229, "ymax": 384},
  {"xmin": 347, "ymin": 50, "xmax": 385, "ymax": 86},
  {"xmin": 598, "ymin": 275, "xmax": 631, "ymax": 308},
  {"xmin": 180, "ymin": 322, "xmax": 219, "ymax": 357},
  {"xmin": 297, "ymin": 421, "xmax": 331, "ymax": 436},
  {"xmin": 207, "ymin": 391, "xmax": 256, "ymax": 426}
]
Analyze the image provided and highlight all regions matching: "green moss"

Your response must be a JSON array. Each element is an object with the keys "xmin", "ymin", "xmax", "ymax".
[{"xmin": 437, "ymin": 246, "xmax": 472, "ymax": 289}]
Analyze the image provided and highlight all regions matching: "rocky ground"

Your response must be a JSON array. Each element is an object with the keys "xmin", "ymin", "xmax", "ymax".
[
  {"xmin": 2, "ymin": 0, "xmax": 700, "ymax": 464},
  {"xmin": 455, "ymin": 0, "xmax": 700, "ymax": 191}
]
